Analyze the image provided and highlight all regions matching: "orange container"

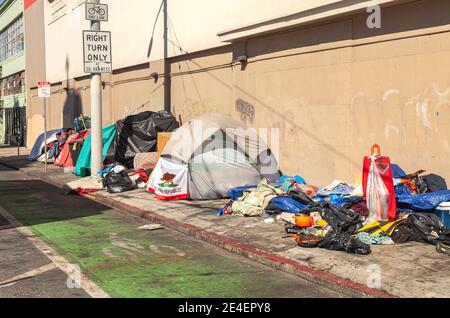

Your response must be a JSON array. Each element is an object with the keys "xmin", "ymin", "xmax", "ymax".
[{"xmin": 295, "ymin": 214, "xmax": 313, "ymax": 228}]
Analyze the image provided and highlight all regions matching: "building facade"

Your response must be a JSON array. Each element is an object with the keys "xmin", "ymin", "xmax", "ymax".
[
  {"xmin": 25, "ymin": 0, "xmax": 450, "ymax": 185},
  {"xmin": 0, "ymin": 0, "xmax": 26, "ymax": 145}
]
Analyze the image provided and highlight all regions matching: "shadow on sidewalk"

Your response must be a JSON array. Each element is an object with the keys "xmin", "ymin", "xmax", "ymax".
[
  {"xmin": 0, "ymin": 147, "xmax": 34, "ymax": 170},
  {"xmin": 0, "ymin": 176, "xmax": 108, "ymax": 228}
]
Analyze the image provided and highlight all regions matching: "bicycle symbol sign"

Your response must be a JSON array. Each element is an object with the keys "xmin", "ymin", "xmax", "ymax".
[{"xmin": 85, "ymin": 3, "xmax": 108, "ymax": 22}]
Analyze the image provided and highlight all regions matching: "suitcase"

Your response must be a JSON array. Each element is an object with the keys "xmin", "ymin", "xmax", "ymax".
[{"xmin": 362, "ymin": 144, "xmax": 397, "ymax": 221}]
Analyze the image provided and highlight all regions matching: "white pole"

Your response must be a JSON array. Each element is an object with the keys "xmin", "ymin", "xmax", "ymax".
[{"xmin": 90, "ymin": 0, "xmax": 103, "ymax": 177}]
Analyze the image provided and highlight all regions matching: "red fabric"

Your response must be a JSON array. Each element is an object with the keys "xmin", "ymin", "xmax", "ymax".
[
  {"xmin": 362, "ymin": 155, "xmax": 397, "ymax": 221},
  {"xmin": 128, "ymin": 170, "xmax": 149, "ymax": 183},
  {"xmin": 55, "ymin": 143, "xmax": 73, "ymax": 167},
  {"xmin": 155, "ymin": 193, "xmax": 190, "ymax": 201},
  {"xmin": 55, "ymin": 130, "xmax": 90, "ymax": 167},
  {"xmin": 73, "ymin": 188, "xmax": 100, "ymax": 196},
  {"xmin": 148, "ymin": 187, "xmax": 189, "ymax": 201}
]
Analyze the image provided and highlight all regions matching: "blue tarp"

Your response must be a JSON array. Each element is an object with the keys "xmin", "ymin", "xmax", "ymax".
[
  {"xmin": 391, "ymin": 164, "xmax": 407, "ymax": 179},
  {"xmin": 227, "ymin": 185, "xmax": 256, "ymax": 201},
  {"xmin": 395, "ymin": 185, "xmax": 413, "ymax": 196},
  {"xmin": 227, "ymin": 183, "xmax": 283, "ymax": 201},
  {"xmin": 397, "ymin": 190, "xmax": 450, "ymax": 212},
  {"xmin": 28, "ymin": 129, "xmax": 60, "ymax": 161},
  {"xmin": 270, "ymin": 197, "xmax": 310, "ymax": 213},
  {"xmin": 276, "ymin": 175, "xmax": 307, "ymax": 185}
]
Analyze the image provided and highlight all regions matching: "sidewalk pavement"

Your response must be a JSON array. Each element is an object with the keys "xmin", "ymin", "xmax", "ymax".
[{"xmin": 1, "ymin": 147, "xmax": 450, "ymax": 298}]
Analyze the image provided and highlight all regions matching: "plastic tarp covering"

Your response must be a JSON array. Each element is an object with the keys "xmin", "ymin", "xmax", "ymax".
[
  {"xmin": 396, "ymin": 190, "xmax": 450, "ymax": 212},
  {"xmin": 228, "ymin": 185, "xmax": 257, "ymax": 201},
  {"xmin": 270, "ymin": 197, "xmax": 310, "ymax": 213},
  {"xmin": 74, "ymin": 125, "xmax": 117, "ymax": 177},
  {"xmin": 106, "ymin": 111, "xmax": 179, "ymax": 168},
  {"xmin": 28, "ymin": 129, "xmax": 60, "ymax": 161},
  {"xmin": 391, "ymin": 164, "xmax": 407, "ymax": 179}
]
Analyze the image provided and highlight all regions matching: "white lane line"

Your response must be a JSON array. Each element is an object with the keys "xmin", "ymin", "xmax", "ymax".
[
  {"xmin": 0, "ymin": 205, "xmax": 110, "ymax": 298},
  {"xmin": 0, "ymin": 263, "xmax": 57, "ymax": 288}
]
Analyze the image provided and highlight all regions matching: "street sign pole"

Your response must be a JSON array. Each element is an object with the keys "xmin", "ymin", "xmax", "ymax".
[
  {"xmin": 89, "ymin": 0, "xmax": 103, "ymax": 178},
  {"xmin": 38, "ymin": 81, "xmax": 51, "ymax": 173},
  {"xmin": 44, "ymin": 97, "xmax": 48, "ymax": 173}
]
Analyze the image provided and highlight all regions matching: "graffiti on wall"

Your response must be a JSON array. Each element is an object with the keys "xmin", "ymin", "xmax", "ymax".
[
  {"xmin": 351, "ymin": 83, "xmax": 450, "ymax": 170},
  {"xmin": 235, "ymin": 98, "xmax": 255, "ymax": 124}
]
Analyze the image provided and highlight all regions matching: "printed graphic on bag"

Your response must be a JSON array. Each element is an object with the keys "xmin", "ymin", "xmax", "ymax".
[{"xmin": 159, "ymin": 173, "xmax": 178, "ymax": 188}]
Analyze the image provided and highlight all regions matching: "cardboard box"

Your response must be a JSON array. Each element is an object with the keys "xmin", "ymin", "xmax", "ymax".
[{"xmin": 157, "ymin": 132, "xmax": 172, "ymax": 156}]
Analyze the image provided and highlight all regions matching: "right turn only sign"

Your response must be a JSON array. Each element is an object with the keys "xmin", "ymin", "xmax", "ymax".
[{"xmin": 83, "ymin": 30, "xmax": 112, "ymax": 73}]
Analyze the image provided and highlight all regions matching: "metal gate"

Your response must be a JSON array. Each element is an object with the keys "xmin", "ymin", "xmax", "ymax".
[{"xmin": 3, "ymin": 107, "xmax": 26, "ymax": 146}]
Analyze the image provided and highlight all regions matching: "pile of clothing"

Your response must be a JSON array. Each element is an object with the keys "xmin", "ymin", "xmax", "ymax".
[
  {"xmin": 220, "ymin": 168, "xmax": 450, "ymax": 257},
  {"xmin": 219, "ymin": 176, "xmax": 373, "ymax": 255},
  {"xmin": 64, "ymin": 163, "xmax": 151, "ymax": 196}
]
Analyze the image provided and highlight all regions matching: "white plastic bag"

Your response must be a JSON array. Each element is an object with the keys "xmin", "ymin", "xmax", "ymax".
[{"xmin": 366, "ymin": 157, "xmax": 390, "ymax": 223}]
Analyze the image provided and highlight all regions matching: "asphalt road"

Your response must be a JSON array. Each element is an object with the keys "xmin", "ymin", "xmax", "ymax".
[{"xmin": 0, "ymin": 165, "xmax": 342, "ymax": 298}]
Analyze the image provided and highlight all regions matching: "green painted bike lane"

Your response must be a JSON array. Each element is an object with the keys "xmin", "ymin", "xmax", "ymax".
[{"xmin": 0, "ymin": 170, "xmax": 340, "ymax": 298}]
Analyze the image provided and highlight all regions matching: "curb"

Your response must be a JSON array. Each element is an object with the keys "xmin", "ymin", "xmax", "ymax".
[{"xmin": 0, "ymin": 159, "xmax": 397, "ymax": 298}]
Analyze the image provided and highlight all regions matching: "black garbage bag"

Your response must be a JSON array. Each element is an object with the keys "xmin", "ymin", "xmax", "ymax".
[
  {"xmin": 407, "ymin": 213, "xmax": 450, "ymax": 246},
  {"xmin": 289, "ymin": 189, "xmax": 317, "ymax": 205},
  {"xmin": 423, "ymin": 174, "xmax": 448, "ymax": 193},
  {"xmin": 318, "ymin": 232, "xmax": 371, "ymax": 255},
  {"xmin": 390, "ymin": 223, "xmax": 425, "ymax": 244},
  {"xmin": 321, "ymin": 203, "xmax": 364, "ymax": 234},
  {"xmin": 105, "ymin": 111, "xmax": 180, "ymax": 168},
  {"xmin": 103, "ymin": 170, "xmax": 136, "ymax": 194}
]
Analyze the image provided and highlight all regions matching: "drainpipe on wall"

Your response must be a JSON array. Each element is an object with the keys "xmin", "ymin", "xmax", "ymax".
[{"xmin": 163, "ymin": 0, "xmax": 171, "ymax": 113}]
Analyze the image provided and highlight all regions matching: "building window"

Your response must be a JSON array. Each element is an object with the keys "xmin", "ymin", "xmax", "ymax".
[
  {"xmin": 0, "ymin": 15, "xmax": 24, "ymax": 63},
  {"xmin": 0, "ymin": 71, "xmax": 26, "ymax": 97}
]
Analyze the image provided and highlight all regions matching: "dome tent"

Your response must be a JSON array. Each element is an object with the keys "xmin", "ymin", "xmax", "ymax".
[
  {"xmin": 28, "ymin": 129, "xmax": 60, "ymax": 161},
  {"xmin": 147, "ymin": 113, "xmax": 281, "ymax": 200}
]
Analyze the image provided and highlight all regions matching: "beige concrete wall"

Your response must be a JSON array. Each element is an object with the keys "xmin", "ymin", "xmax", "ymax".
[
  {"xmin": 26, "ymin": 0, "xmax": 450, "ymax": 187},
  {"xmin": 43, "ymin": 0, "xmax": 373, "ymax": 83},
  {"xmin": 170, "ymin": 0, "xmax": 450, "ymax": 186},
  {"xmin": 26, "ymin": 60, "xmax": 165, "ymax": 145},
  {"xmin": 24, "ymin": 0, "xmax": 46, "ymax": 146}
]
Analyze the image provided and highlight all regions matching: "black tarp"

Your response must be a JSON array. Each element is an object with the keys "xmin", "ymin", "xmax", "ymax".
[{"xmin": 106, "ymin": 111, "xmax": 179, "ymax": 168}]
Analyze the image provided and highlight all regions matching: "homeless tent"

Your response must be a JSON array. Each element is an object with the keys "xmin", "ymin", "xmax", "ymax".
[
  {"xmin": 147, "ymin": 112, "xmax": 281, "ymax": 200},
  {"xmin": 105, "ymin": 111, "xmax": 179, "ymax": 168},
  {"xmin": 28, "ymin": 129, "xmax": 60, "ymax": 161},
  {"xmin": 74, "ymin": 125, "xmax": 117, "ymax": 177},
  {"xmin": 55, "ymin": 130, "xmax": 91, "ymax": 168}
]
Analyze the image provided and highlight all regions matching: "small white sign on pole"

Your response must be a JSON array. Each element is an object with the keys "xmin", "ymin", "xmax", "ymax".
[
  {"xmin": 38, "ymin": 81, "xmax": 51, "ymax": 173},
  {"xmin": 83, "ymin": 30, "xmax": 112, "ymax": 73},
  {"xmin": 85, "ymin": 3, "xmax": 108, "ymax": 22},
  {"xmin": 38, "ymin": 82, "xmax": 51, "ymax": 98}
]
